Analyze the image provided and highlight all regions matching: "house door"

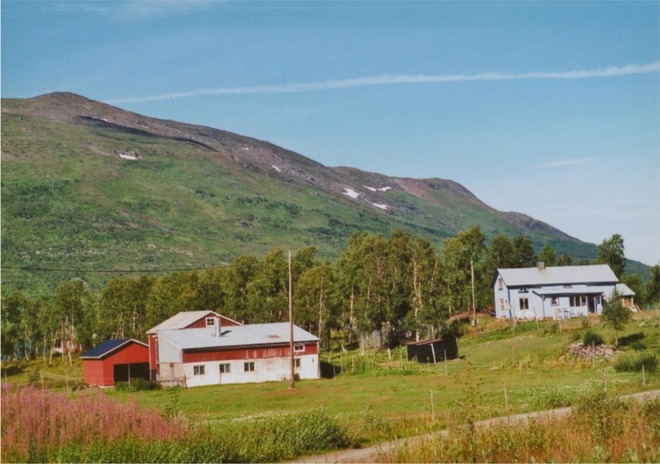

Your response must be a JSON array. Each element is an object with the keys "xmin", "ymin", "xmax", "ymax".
[{"xmin": 588, "ymin": 296, "xmax": 596, "ymax": 314}]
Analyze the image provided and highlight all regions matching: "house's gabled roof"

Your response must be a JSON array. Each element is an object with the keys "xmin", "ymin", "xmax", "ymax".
[
  {"xmin": 497, "ymin": 264, "xmax": 617, "ymax": 287},
  {"xmin": 146, "ymin": 311, "xmax": 242, "ymax": 334},
  {"xmin": 157, "ymin": 322, "xmax": 319, "ymax": 351},
  {"xmin": 80, "ymin": 338, "xmax": 148, "ymax": 359}
]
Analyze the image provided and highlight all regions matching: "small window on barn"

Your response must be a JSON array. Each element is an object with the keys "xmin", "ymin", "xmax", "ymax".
[
  {"xmin": 193, "ymin": 365, "xmax": 205, "ymax": 375},
  {"xmin": 206, "ymin": 317, "xmax": 215, "ymax": 327},
  {"xmin": 244, "ymin": 362, "xmax": 255, "ymax": 372},
  {"xmin": 498, "ymin": 278, "xmax": 503, "ymax": 290},
  {"xmin": 294, "ymin": 344, "xmax": 305, "ymax": 353},
  {"xmin": 219, "ymin": 363, "xmax": 230, "ymax": 373},
  {"xmin": 519, "ymin": 298, "xmax": 529, "ymax": 310},
  {"xmin": 519, "ymin": 287, "xmax": 528, "ymax": 294},
  {"xmin": 294, "ymin": 358, "xmax": 301, "ymax": 369},
  {"xmin": 551, "ymin": 297, "xmax": 559, "ymax": 306}
]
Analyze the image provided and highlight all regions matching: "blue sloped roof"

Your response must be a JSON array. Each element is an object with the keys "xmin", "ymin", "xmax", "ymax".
[{"xmin": 80, "ymin": 338, "xmax": 147, "ymax": 359}]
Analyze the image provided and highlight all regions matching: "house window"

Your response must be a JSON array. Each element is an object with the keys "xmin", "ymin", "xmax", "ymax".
[
  {"xmin": 219, "ymin": 363, "xmax": 230, "ymax": 374},
  {"xmin": 499, "ymin": 298, "xmax": 505, "ymax": 312},
  {"xmin": 563, "ymin": 284, "xmax": 573, "ymax": 288},
  {"xmin": 294, "ymin": 358, "xmax": 301, "ymax": 368},
  {"xmin": 294, "ymin": 344, "xmax": 305, "ymax": 353},
  {"xmin": 519, "ymin": 287, "xmax": 529, "ymax": 294},
  {"xmin": 193, "ymin": 365, "xmax": 205, "ymax": 376},
  {"xmin": 498, "ymin": 278, "xmax": 503, "ymax": 290},
  {"xmin": 569, "ymin": 296, "xmax": 586, "ymax": 307},
  {"xmin": 206, "ymin": 317, "xmax": 215, "ymax": 327},
  {"xmin": 244, "ymin": 362, "xmax": 255, "ymax": 372},
  {"xmin": 519, "ymin": 298, "xmax": 529, "ymax": 310},
  {"xmin": 551, "ymin": 297, "xmax": 559, "ymax": 306}
]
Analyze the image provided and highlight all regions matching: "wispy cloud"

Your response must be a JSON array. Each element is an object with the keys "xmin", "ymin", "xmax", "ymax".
[
  {"xmin": 2, "ymin": 1, "xmax": 226, "ymax": 19},
  {"xmin": 537, "ymin": 157, "xmax": 599, "ymax": 168},
  {"xmin": 109, "ymin": 62, "xmax": 660, "ymax": 104},
  {"xmin": 111, "ymin": 0, "xmax": 225, "ymax": 20}
]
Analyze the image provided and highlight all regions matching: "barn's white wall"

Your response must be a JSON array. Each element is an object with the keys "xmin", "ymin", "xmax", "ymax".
[
  {"xmin": 158, "ymin": 336, "xmax": 183, "ymax": 363},
  {"xmin": 169, "ymin": 354, "xmax": 319, "ymax": 388}
]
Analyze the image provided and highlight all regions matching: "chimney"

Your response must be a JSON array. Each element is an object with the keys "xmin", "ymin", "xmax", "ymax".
[
  {"xmin": 537, "ymin": 262, "xmax": 545, "ymax": 271},
  {"xmin": 214, "ymin": 316, "xmax": 221, "ymax": 337}
]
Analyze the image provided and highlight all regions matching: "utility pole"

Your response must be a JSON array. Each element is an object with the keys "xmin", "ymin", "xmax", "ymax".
[
  {"xmin": 471, "ymin": 259, "xmax": 477, "ymax": 326},
  {"xmin": 289, "ymin": 250, "xmax": 296, "ymax": 390}
]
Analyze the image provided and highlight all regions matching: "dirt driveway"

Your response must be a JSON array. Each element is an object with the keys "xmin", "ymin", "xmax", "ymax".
[{"xmin": 292, "ymin": 389, "xmax": 659, "ymax": 463}]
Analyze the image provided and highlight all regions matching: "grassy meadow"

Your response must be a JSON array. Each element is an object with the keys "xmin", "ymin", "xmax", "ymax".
[{"xmin": 2, "ymin": 311, "xmax": 658, "ymax": 462}]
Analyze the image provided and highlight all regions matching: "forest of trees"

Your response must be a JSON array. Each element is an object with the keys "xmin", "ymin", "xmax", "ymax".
[{"xmin": 2, "ymin": 226, "xmax": 658, "ymax": 362}]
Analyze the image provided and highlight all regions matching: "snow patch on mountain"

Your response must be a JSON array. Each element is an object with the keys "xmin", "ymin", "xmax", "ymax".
[
  {"xmin": 119, "ymin": 151, "xmax": 139, "ymax": 160},
  {"xmin": 343, "ymin": 188, "xmax": 360, "ymax": 199},
  {"xmin": 372, "ymin": 203, "xmax": 389, "ymax": 210},
  {"xmin": 272, "ymin": 165, "xmax": 282, "ymax": 172},
  {"xmin": 364, "ymin": 186, "xmax": 392, "ymax": 192}
]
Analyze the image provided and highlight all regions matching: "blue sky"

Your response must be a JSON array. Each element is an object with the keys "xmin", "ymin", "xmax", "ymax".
[{"xmin": 3, "ymin": 1, "xmax": 659, "ymax": 266}]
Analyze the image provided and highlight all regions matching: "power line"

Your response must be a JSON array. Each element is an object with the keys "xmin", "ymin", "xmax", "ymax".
[{"xmin": 1, "ymin": 264, "xmax": 232, "ymax": 274}]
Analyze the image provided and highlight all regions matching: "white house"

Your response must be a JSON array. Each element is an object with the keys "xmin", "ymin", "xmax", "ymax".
[
  {"xmin": 493, "ymin": 263, "xmax": 632, "ymax": 320},
  {"xmin": 147, "ymin": 311, "xmax": 320, "ymax": 388}
]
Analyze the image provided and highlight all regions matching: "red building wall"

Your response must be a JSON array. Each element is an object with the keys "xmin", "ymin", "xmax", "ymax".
[
  {"xmin": 83, "ymin": 360, "xmax": 112, "ymax": 387},
  {"xmin": 181, "ymin": 342, "xmax": 318, "ymax": 363},
  {"xmin": 185, "ymin": 315, "xmax": 241, "ymax": 329},
  {"xmin": 83, "ymin": 342, "xmax": 149, "ymax": 387}
]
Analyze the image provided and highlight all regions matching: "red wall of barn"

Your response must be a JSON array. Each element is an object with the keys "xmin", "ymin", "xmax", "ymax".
[
  {"xmin": 108, "ymin": 343, "xmax": 149, "ymax": 364},
  {"xmin": 83, "ymin": 342, "xmax": 149, "ymax": 387},
  {"xmin": 149, "ymin": 335, "xmax": 158, "ymax": 373},
  {"xmin": 185, "ymin": 315, "xmax": 242, "ymax": 329},
  {"xmin": 182, "ymin": 342, "xmax": 318, "ymax": 363},
  {"xmin": 83, "ymin": 360, "xmax": 113, "ymax": 387}
]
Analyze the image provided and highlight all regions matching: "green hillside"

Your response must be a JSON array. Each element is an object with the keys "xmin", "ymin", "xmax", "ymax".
[{"xmin": 0, "ymin": 92, "xmax": 635, "ymax": 293}]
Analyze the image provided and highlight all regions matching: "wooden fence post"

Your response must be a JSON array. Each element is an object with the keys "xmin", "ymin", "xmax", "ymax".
[
  {"xmin": 642, "ymin": 365, "xmax": 646, "ymax": 386},
  {"xmin": 430, "ymin": 390, "xmax": 435, "ymax": 423}
]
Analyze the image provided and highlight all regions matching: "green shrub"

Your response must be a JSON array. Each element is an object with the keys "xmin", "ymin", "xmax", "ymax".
[
  {"xmin": 114, "ymin": 381, "xmax": 130, "ymax": 391},
  {"xmin": 573, "ymin": 384, "xmax": 628, "ymax": 443},
  {"xmin": 530, "ymin": 384, "xmax": 584, "ymax": 410},
  {"xmin": 583, "ymin": 330, "xmax": 604, "ymax": 346},
  {"xmin": 630, "ymin": 340, "xmax": 647, "ymax": 351},
  {"xmin": 614, "ymin": 353, "xmax": 658, "ymax": 373},
  {"xmin": 114, "ymin": 378, "xmax": 161, "ymax": 392},
  {"xmin": 132, "ymin": 378, "xmax": 161, "ymax": 391}
]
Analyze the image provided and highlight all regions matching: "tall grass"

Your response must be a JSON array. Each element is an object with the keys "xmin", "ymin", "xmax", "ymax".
[
  {"xmin": 1, "ymin": 383, "xmax": 354, "ymax": 463},
  {"xmin": 381, "ymin": 385, "xmax": 660, "ymax": 463},
  {"xmin": 1, "ymin": 383, "xmax": 186, "ymax": 462}
]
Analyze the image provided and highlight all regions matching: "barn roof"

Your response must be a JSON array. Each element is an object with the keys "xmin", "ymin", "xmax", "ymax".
[
  {"xmin": 146, "ymin": 311, "xmax": 241, "ymax": 334},
  {"xmin": 157, "ymin": 322, "xmax": 319, "ymax": 351},
  {"xmin": 80, "ymin": 338, "xmax": 148, "ymax": 359},
  {"xmin": 497, "ymin": 264, "xmax": 617, "ymax": 287}
]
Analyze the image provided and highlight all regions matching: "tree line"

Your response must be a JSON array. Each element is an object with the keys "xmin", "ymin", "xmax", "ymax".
[{"xmin": 2, "ymin": 227, "xmax": 658, "ymax": 362}]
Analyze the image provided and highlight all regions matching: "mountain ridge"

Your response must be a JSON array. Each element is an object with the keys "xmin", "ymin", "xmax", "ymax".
[{"xmin": 1, "ymin": 92, "xmax": 631, "ymax": 292}]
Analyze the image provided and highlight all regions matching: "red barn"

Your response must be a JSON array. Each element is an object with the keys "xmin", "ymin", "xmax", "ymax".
[{"xmin": 80, "ymin": 339, "xmax": 150, "ymax": 387}]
